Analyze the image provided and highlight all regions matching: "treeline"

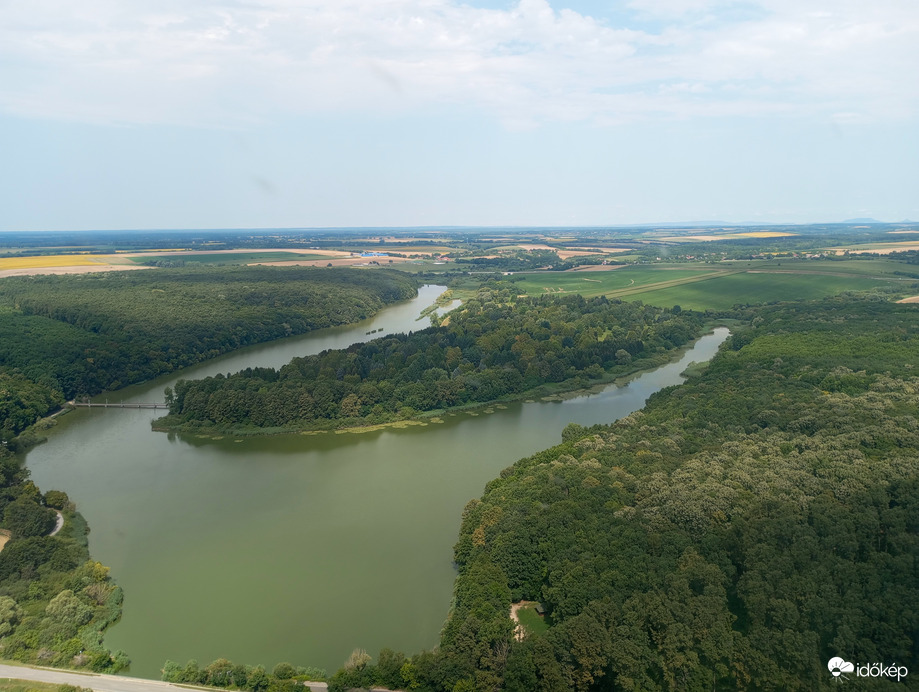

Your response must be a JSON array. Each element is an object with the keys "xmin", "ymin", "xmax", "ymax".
[
  {"xmin": 161, "ymin": 656, "xmax": 325, "ymax": 691},
  {"xmin": 455, "ymin": 250, "xmax": 610, "ymax": 273},
  {"xmin": 456, "ymin": 250, "xmax": 563, "ymax": 272},
  {"xmin": 0, "ymin": 370, "xmax": 62, "ymax": 443},
  {"xmin": 0, "ymin": 446, "xmax": 127, "ymax": 672},
  {"xmin": 376, "ymin": 295, "xmax": 916, "ymax": 691},
  {"xmin": 0, "ymin": 266, "xmax": 417, "ymax": 443},
  {"xmin": 157, "ymin": 286, "xmax": 703, "ymax": 433}
]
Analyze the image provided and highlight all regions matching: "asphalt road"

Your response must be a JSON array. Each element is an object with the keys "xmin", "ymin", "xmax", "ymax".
[
  {"xmin": 0, "ymin": 664, "xmax": 330, "ymax": 691},
  {"xmin": 0, "ymin": 663, "xmax": 208, "ymax": 691}
]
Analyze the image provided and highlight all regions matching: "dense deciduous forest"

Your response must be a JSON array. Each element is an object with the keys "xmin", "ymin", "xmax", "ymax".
[
  {"xmin": 156, "ymin": 286, "xmax": 703, "ymax": 433},
  {"xmin": 324, "ymin": 295, "xmax": 917, "ymax": 692},
  {"xmin": 0, "ymin": 267, "xmax": 417, "ymax": 443},
  {"xmin": 0, "ymin": 446, "xmax": 127, "ymax": 672}
]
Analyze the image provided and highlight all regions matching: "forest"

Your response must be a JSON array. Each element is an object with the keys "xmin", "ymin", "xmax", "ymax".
[
  {"xmin": 0, "ymin": 445, "xmax": 127, "ymax": 672},
  {"xmin": 319, "ymin": 295, "xmax": 918, "ymax": 691},
  {"xmin": 155, "ymin": 285, "xmax": 703, "ymax": 433},
  {"xmin": 0, "ymin": 266, "xmax": 417, "ymax": 444}
]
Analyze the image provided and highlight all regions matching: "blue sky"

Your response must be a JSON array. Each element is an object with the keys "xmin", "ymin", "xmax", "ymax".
[{"xmin": 1, "ymin": 0, "xmax": 917, "ymax": 230}]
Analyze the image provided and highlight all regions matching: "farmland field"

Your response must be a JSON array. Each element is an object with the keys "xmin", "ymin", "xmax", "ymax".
[
  {"xmin": 624, "ymin": 271, "xmax": 905, "ymax": 310},
  {"xmin": 127, "ymin": 251, "xmax": 331, "ymax": 265},
  {"xmin": 731, "ymin": 258, "xmax": 915, "ymax": 276},
  {"xmin": 827, "ymin": 240, "xmax": 919, "ymax": 254},
  {"xmin": 660, "ymin": 231, "xmax": 797, "ymax": 241},
  {"xmin": 0, "ymin": 254, "xmax": 118, "ymax": 270},
  {"xmin": 505, "ymin": 258, "xmax": 912, "ymax": 310},
  {"xmin": 511, "ymin": 266, "xmax": 723, "ymax": 297}
]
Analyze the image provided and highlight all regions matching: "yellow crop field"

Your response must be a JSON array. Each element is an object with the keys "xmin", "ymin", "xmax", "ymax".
[
  {"xmin": 114, "ymin": 248, "xmax": 188, "ymax": 253},
  {"xmin": 0, "ymin": 254, "xmax": 116, "ymax": 270},
  {"xmin": 734, "ymin": 231, "xmax": 797, "ymax": 238},
  {"xmin": 830, "ymin": 242, "xmax": 919, "ymax": 255},
  {"xmin": 662, "ymin": 231, "xmax": 798, "ymax": 242}
]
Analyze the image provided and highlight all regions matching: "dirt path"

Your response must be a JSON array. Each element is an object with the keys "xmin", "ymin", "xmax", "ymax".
[{"xmin": 49, "ymin": 510, "xmax": 64, "ymax": 536}]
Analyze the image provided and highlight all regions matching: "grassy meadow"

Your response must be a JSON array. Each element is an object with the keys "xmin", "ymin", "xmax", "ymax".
[
  {"xmin": 516, "ymin": 605, "xmax": 550, "ymax": 637},
  {"xmin": 0, "ymin": 679, "xmax": 89, "ymax": 692}
]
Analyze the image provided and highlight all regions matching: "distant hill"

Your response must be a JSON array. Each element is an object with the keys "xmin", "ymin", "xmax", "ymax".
[{"xmin": 843, "ymin": 217, "xmax": 882, "ymax": 223}]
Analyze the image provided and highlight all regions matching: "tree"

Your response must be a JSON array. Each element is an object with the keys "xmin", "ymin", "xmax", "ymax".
[
  {"xmin": 43, "ymin": 490, "xmax": 69, "ymax": 510},
  {"xmin": 3, "ymin": 498, "xmax": 57, "ymax": 538},
  {"xmin": 44, "ymin": 589, "xmax": 93, "ymax": 638},
  {"xmin": 271, "ymin": 661, "xmax": 296, "ymax": 679},
  {"xmin": 246, "ymin": 665, "xmax": 270, "ymax": 691},
  {"xmin": 0, "ymin": 595, "xmax": 20, "ymax": 637}
]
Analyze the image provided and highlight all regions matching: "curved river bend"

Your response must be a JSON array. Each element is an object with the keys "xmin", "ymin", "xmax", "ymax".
[{"xmin": 25, "ymin": 286, "xmax": 729, "ymax": 678}]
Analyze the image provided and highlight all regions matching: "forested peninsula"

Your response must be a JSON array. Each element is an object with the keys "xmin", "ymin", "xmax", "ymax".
[
  {"xmin": 0, "ymin": 266, "xmax": 417, "ymax": 444},
  {"xmin": 154, "ymin": 286, "xmax": 704, "ymax": 434},
  {"xmin": 320, "ymin": 295, "xmax": 919, "ymax": 692}
]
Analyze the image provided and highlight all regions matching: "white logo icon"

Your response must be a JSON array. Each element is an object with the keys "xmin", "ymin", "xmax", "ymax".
[{"xmin": 828, "ymin": 657, "xmax": 855, "ymax": 678}]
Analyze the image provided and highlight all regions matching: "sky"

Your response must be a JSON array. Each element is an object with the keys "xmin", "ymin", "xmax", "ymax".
[{"xmin": 1, "ymin": 0, "xmax": 917, "ymax": 230}]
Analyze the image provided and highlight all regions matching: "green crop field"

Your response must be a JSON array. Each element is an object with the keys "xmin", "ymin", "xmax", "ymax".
[
  {"xmin": 499, "ymin": 259, "xmax": 913, "ymax": 311},
  {"xmin": 512, "ymin": 266, "xmax": 723, "ymax": 298},
  {"xmin": 730, "ymin": 258, "xmax": 915, "ymax": 277},
  {"xmin": 627, "ymin": 271, "xmax": 906, "ymax": 310}
]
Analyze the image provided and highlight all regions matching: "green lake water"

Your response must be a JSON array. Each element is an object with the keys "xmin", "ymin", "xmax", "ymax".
[{"xmin": 24, "ymin": 285, "xmax": 729, "ymax": 679}]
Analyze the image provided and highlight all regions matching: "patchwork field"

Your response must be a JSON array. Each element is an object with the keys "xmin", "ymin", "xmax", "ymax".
[
  {"xmin": 512, "ymin": 266, "xmax": 731, "ymax": 298},
  {"xmin": 660, "ymin": 231, "xmax": 797, "ymax": 242},
  {"xmin": 0, "ymin": 248, "xmax": 354, "ymax": 276},
  {"xmin": 509, "ymin": 258, "xmax": 912, "ymax": 310},
  {"xmin": 629, "ymin": 271, "xmax": 901, "ymax": 311}
]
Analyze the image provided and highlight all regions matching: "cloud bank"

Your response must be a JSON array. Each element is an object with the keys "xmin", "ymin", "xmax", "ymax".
[{"xmin": 1, "ymin": 0, "xmax": 917, "ymax": 127}]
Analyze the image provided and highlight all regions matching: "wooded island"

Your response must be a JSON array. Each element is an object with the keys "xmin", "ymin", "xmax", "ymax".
[{"xmin": 155, "ymin": 286, "xmax": 703, "ymax": 434}]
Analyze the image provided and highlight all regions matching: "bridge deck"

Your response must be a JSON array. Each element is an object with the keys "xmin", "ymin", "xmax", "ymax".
[{"xmin": 71, "ymin": 402, "xmax": 167, "ymax": 409}]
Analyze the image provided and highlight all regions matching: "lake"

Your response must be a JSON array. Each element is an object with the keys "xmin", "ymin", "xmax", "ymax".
[{"xmin": 24, "ymin": 285, "xmax": 729, "ymax": 679}]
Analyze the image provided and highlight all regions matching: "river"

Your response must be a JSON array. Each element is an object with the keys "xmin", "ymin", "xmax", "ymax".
[{"xmin": 24, "ymin": 285, "xmax": 729, "ymax": 679}]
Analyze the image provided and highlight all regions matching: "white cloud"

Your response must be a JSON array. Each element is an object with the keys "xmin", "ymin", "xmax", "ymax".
[{"xmin": 0, "ymin": 0, "xmax": 916, "ymax": 127}]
